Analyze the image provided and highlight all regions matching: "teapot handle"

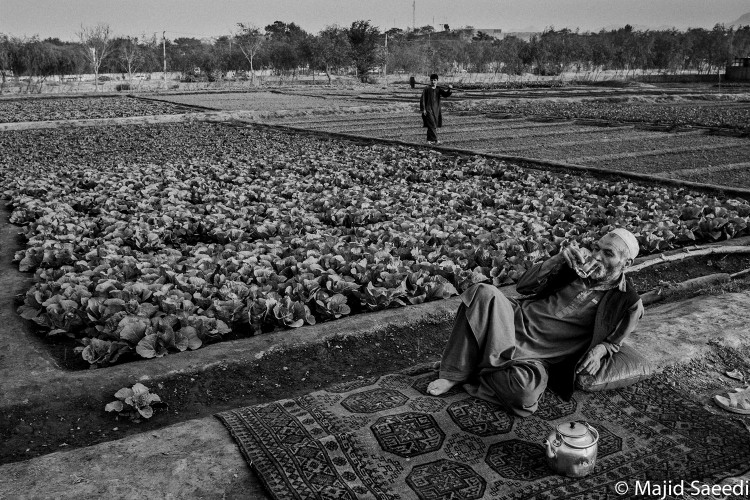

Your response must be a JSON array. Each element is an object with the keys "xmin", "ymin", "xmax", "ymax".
[
  {"xmin": 583, "ymin": 422, "xmax": 599, "ymax": 441},
  {"xmin": 544, "ymin": 433, "xmax": 562, "ymax": 448},
  {"xmin": 542, "ymin": 438, "xmax": 557, "ymax": 458}
]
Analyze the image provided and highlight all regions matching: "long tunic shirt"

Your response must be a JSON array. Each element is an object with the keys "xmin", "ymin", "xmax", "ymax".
[
  {"xmin": 441, "ymin": 258, "xmax": 643, "ymax": 410},
  {"xmin": 420, "ymin": 85, "xmax": 452, "ymax": 129},
  {"xmin": 460, "ymin": 261, "xmax": 643, "ymax": 371},
  {"xmin": 515, "ymin": 279, "xmax": 603, "ymax": 363}
]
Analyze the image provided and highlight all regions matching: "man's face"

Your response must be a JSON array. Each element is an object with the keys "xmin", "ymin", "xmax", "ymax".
[
  {"xmin": 588, "ymin": 234, "xmax": 632, "ymax": 283},
  {"xmin": 430, "ymin": 78, "xmax": 438, "ymax": 87}
]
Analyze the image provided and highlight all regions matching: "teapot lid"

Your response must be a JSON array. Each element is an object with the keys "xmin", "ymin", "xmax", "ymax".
[
  {"xmin": 558, "ymin": 421, "xmax": 588, "ymax": 438},
  {"xmin": 557, "ymin": 421, "xmax": 597, "ymax": 447}
]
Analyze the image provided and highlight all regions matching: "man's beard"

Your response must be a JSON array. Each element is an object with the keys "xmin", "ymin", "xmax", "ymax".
[{"xmin": 589, "ymin": 263, "xmax": 623, "ymax": 284}]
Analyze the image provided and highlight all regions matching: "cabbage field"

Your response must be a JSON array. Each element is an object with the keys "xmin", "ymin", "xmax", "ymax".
[
  {"xmin": 0, "ymin": 96, "xmax": 187, "ymax": 123},
  {"xmin": 2, "ymin": 120, "xmax": 749, "ymax": 368}
]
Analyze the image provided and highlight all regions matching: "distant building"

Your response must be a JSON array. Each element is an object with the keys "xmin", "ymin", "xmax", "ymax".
[
  {"xmin": 473, "ymin": 29, "xmax": 504, "ymax": 39},
  {"xmin": 408, "ymin": 27, "xmax": 538, "ymax": 43},
  {"xmin": 472, "ymin": 29, "xmax": 537, "ymax": 42},
  {"xmin": 726, "ymin": 57, "xmax": 750, "ymax": 82}
]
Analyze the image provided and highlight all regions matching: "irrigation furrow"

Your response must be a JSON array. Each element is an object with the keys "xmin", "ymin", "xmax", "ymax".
[
  {"xmin": 332, "ymin": 119, "xmax": 594, "ymax": 138},
  {"xmin": 267, "ymin": 112, "xmax": 418, "ymax": 127},
  {"xmin": 441, "ymin": 124, "xmax": 633, "ymax": 145},
  {"xmin": 565, "ymin": 141, "xmax": 745, "ymax": 163},
  {"xmin": 307, "ymin": 122, "xmax": 602, "ymax": 143},
  {"xmin": 268, "ymin": 113, "xmax": 538, "ymax": 130},
  {"xmin": 296, "ymin": 117, "xmax": 468, "ymax": 132},
  {"xmin": 492, "ymin": 130, "xmax": 706, "ymax": 153},
  {"xmin": 499, "ymin": 133, "xmax": 747, "ymax": 160},
  {"xmin": 579, "ymin": 146, "xmax": 750, "ymax": 173},
  {"xmin": 316, "ymin": 120, "xmax": 535, "ymax": 136},
  {"xmin": 659, "ymin": 161, "xmax": 750, "ymax": 177},
  {"xmin": 675, "ymin": 168, "xmax": 750, "ymax": 189}
]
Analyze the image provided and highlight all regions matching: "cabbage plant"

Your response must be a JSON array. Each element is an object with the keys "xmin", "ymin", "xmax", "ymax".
[{"xmin": 105, "ymin": 383, "xmax": 162, "ymax": 422}]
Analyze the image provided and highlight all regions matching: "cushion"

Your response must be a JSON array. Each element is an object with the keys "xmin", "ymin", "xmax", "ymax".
[{"xmin": 576, "ymin": 344, "xmax": 654, "ymax": 392}]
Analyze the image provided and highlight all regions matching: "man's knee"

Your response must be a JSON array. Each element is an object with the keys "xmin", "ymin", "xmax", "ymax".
[
  {"xmin": 471, "ymin": 283, "xmax": 505, "ymax": 303},
  {"xmin": 485, "ymin": 363, "xmax": 547, "ymax": 417},
  {"xmin": 502, "ymin": 387, "xmax": 543, "ymax": 417}
]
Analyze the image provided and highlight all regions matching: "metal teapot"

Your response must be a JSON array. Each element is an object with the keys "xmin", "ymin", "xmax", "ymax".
[{"xmin": 543, "ymin": 421, "xmax": 599, "ymax": 478}]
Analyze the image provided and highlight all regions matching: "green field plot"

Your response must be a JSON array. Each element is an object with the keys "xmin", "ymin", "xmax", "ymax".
[
  {"xmin": 272, "ymin": 104, "xmax": 750, "ymax": 191},
  {"xmin": 516, "ymin": 132, "xmax": 748, "ymax": 163},
  {"xmin": 268, "ymin": 111, "xmax": 417, "ymax": 128},
  {"xmin": 451, "ymin": 129, "xmax": 650, "ymax": 154},
  {"xmin": 443, "ymin": 123, "xmax": 630, "ymax": 147},
  {"xmin": 151, "ymin": 91, "xmax": 363, "ymax": 112},
  {"xmin": 0, "ymin": 96, "xmax": 187, "ymax": 123},
  {"xmin": 305, "ymin": 119, "xmax": 560, "ymax": 141},
  {"xmin": 278, "ymin": 115, "xmax": 420, "ymax": 131},
  {"xmin": 273, "ymin": 113, "xmax": 498, "ymax": 132},
  {"xmin": 2, "ymin": 120, "xmax": 749, "ymax": 369},
  {"xmin": 589, "ymin": 146, "xmax": 750, "ymax": 175},
  {"xmin": 312, "ymin": 120, "xmax": 513, "ymax": 137},
  {"xmin": 453, "ymin": 98, "xmax": 750, "ymax": 133},
  {"xmin": 678, "ymin": 165, "xmax": 750, "ymax": 188}
]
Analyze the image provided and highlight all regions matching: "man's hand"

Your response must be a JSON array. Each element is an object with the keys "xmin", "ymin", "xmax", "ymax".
[
  {"xmin": 448, "ymin": 84, "xmax": 453, "ymax": 89},
  {"xmin": 576, "ymin": 344, "xmax": 607, "ymax": 376},
  {"xmin": 559, "ymin": 243, "xmax": 585, "ymax": 269}
]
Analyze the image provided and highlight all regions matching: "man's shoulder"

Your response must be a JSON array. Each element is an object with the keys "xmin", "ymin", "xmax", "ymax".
[{"xmin": 615, "ymin": 276, "xmax": 641, "ymax": 305}]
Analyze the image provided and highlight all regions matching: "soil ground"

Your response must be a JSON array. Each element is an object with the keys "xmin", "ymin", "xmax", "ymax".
[
  {"xmin": 3, "ymin": 240, "xmax": 749, "ymax": 465},
  {"xmin": 0, "ymin": 321, "xmax": 451, "ymax": 466},
  {"xmin": 2, "ymin": 293, "xmax": 750, "ymax": 500}
]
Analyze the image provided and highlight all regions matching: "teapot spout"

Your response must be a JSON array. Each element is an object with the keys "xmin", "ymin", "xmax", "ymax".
[{"xmin": 543, "ymin": 439, "xmax": 556, "ymax": 459}]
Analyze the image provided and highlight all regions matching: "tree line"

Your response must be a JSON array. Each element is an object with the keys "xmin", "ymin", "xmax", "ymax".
[{"xmin": 2, "ymin": 20, "xmax": 749, "ymax": 90}]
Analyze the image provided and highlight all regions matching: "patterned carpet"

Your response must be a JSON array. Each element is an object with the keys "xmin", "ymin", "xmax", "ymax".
[{"xmin": 217, "ymin": 363, "xmax": 750, "ymax": 499}]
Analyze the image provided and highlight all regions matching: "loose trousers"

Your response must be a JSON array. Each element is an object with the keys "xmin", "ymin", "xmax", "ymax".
[
  {"xmin": 438, "ymin": 287, "xmax": 549, "ymax": 417},
  {"xmin": 426, "ymin": 126, "xmax": 438, "ymax": 142}
]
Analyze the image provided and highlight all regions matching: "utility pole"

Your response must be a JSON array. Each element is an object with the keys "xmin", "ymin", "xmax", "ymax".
[
  {"xmin": 162, "ymin": 31, "xmax": 167, "ymax": 89},
  {"xmin": 412, "ymin": 0, "xmax": 415, "ymax": 31}
]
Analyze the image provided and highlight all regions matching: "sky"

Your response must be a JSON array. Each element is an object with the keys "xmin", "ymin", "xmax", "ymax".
[{"xmin": 2, "ymin": 0, "xmax": 749, "ymax": 41}]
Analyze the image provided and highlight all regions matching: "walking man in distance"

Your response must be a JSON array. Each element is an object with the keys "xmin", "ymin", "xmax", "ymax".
[{"xmin": 420, "ymin": 73, "xmax": 452, "ymax": 144}]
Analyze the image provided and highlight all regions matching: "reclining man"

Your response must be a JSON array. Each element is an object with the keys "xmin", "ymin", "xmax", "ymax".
[{"xmin": 428, "ymin": 228, "xmax": 644, "ymax": 416}]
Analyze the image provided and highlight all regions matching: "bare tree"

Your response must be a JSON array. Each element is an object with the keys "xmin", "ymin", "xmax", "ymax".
[
  {"xmin": 235, "ymin": 23, "xmax": 265, "ymax": 84},
  {"xmin": 77, "ymin": 23, "xmax": 112, "ymax": 91},
  {"xmin": 120, "ymin": 36, "xmax": 144, "ymax": 82}
]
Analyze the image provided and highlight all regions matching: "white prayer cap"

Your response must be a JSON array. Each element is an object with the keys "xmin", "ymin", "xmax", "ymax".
[{"xmin": 606, "ymin": 228, "xmax": 640, "ymax": 260}]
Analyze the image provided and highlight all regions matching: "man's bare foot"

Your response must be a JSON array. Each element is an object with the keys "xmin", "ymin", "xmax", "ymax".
[{"xmin": 427, "ymin": 378, "xmax": 460, "ymax": 396}]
